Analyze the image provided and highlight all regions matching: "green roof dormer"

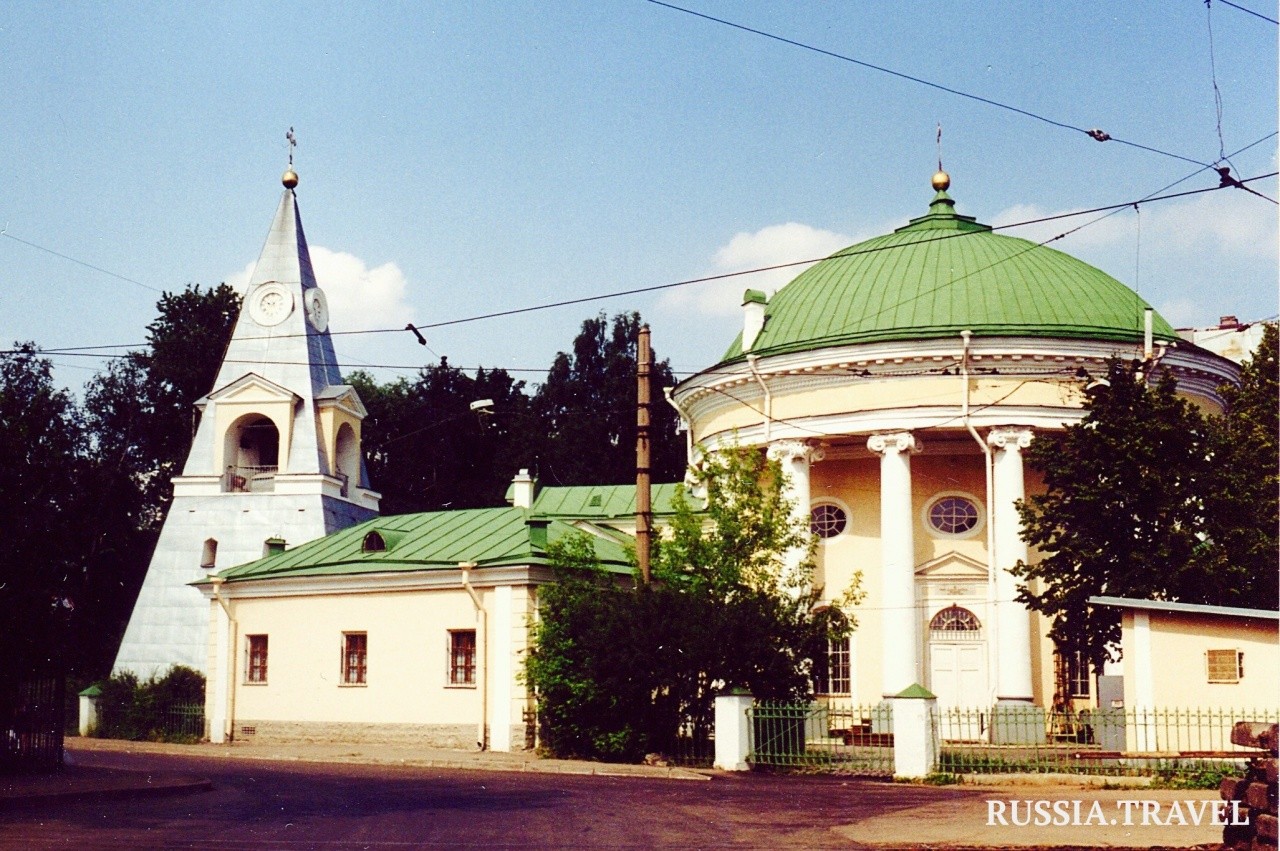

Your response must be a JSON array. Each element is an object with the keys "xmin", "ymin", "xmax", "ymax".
[{"xmin": 720, "ymin": 174, "xmax": 1177, "ymax": 363}]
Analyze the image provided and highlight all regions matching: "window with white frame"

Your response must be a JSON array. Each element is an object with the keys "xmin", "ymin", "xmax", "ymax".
[
  {"xmin": 1054, "ymin": 648, "xmax": 1091, "ymax": 699},
  {"xmin": 810, "ymin": 502, "xmax": 848, "ymax": 539},
  {"xmin": 825, "ymin": 637, "xmax": 851, "ymax": 695},
  {"xmin": 811, "ymin": 608, "xmax": 851, "ymax": 695},
  {"xmin": 1205, "ymin": 649, "xmax": 1243, "ymax": 683},
  {"xmin": 342, "ymin": 632, "xmax": 367, "ymax": 685},
  {"xmin": 449, "ymin": 630, "xmax": 476, "ymax": 686},
  {"xmin": 925, "ymin": 494, "xmax": 981, "ymax": 537},
  {"xmin": 245, "ymin": 635, "xmax": 268, "ymax": 684}
]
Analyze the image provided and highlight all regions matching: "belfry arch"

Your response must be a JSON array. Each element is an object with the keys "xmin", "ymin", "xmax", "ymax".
[{"xmin": 223, "ymin": 414, "xmax": 281, "ymax": 492}]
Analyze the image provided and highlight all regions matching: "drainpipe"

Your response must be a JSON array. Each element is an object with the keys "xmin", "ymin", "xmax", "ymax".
[
  {"xmin": 663, "ymin": 386, "xmax": 695, "ymax": 470},
  {"xmin": 746, "ymin": 354, "xmax": 772, "ymax": 442},
  {"xmin": 459, "ymin": 562, "xmax": 487, "ymax": 750},
  {"xmin": 960, "ymin": 331, "xmax": 999, "ymax": 703},
  {"xmin": 209, "ymin": 576, "xmax": 237, "ymax": 744}
]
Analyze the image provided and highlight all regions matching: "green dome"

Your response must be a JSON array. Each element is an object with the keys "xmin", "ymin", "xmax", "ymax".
[{"xmin": 723, "ymin": 185, "xmax": 1177, "ymax": 362}]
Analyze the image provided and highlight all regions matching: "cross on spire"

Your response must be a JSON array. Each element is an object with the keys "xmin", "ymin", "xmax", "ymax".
[{"xmin": 286, "ymin": 127, "xmax": 296, "ymax": 167}]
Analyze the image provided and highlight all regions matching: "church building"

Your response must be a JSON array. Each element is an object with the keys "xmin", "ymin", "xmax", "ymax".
[
  {"xmin": 669, "ymin": 171, "xmax": 1240, "ymax": 733},
  {"xmin": 113, "ymin": 166, "xmax": 381, "ymax": 679}
]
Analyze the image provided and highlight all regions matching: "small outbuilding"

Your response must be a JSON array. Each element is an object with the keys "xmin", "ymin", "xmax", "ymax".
[
  {"xmin": 197, "ymin": 506, "xmax": 632, "ymax": 751},
  {"xmin": 1089, "ymin": 596, "xmax": 1279, "ymax": 711}
]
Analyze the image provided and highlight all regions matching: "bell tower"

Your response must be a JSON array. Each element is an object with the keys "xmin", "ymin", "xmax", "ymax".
[{"xmin": 113, "ymin": 165, "xmax": 380, "ymax": 678}]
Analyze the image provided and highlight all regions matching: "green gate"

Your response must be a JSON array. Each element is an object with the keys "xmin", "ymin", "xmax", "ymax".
[{"xmin": 747, "ymin": 700, "xmax": 893, "ymax": 775}]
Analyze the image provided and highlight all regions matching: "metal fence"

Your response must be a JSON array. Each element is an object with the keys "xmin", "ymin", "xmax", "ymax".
[
  {"xmin": 746, "ymin": 700, "xmax": 893, "ymax": 775},
  {"xmin": 95, "ymin": 701, "xmax": 205, "ymax": 743},
  {"xmin": 1, "ymin": 676, "xmax": 65, "ymax": 773},
  {"xmin": 940, "ymin": 706, "xmax": 1279, "ymax": 778},
  {"xmin": 164, "ymin": 704, "xmax": 206, "ymax": 740}
]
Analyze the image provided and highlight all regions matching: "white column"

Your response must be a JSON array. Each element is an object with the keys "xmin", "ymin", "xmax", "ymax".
[
  {"xmin": 1130, "ymin": 610, "xmax": 1156, "ymax": 752},
  {"xmin": 713, "ymin": 689, "xmax": 754, "ymax": 771},
  {"xmin": 890, "ymin": 688, "xmax": 939, "ymax": 778},
  {"xmin": 987, "ymin": 427, "xmax": 1035, "ymax": 703},
  {"xmin": 78, "ymin": 688, "xmax": 100, "ymax": 737},
  {"xmin": 490, "ymin": 585, "xmax": 514, "ymax": 752},
  {"xmin": 867, "ymin": 431, "xmax": 921, "ymax": 697},
  {"xmin": 766, "ymin": 439, "xmax": 824, "ymax": 589},
  {"xmin": 208, "ymin": 598, "xmax": 232, "ymax": 744}
]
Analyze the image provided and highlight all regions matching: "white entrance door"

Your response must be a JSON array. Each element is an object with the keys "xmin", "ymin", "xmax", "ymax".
[{"xmin": 930, "ymin": 642, "xmax": 987, "ymax": 740}]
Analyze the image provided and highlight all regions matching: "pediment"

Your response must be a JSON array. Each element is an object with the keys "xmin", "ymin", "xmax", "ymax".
[
  {"xmin": 915, "ymin": 550, "xmax": 989, "ymax": 580},
  {"xmin": 317, "ymin": 384, "xmax": 369, "ymax": 419},
  {"xmin": 206, "ymin": 372, "xmax": 300, "ymax": 405}
]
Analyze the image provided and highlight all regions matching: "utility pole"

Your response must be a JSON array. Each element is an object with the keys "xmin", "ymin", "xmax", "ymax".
[{"xmin": 636, "ymin": 324, "xmax": 652, "ymax": 584}]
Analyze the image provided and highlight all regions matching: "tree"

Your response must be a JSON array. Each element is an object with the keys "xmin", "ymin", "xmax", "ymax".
[
  {"xmin": 1012, "ymin": 359, "xmax": 1224, "ymax": 670},
  {"xmin": 525, "ymin": 445, "xmax": 860, "ymax": 762},
  {"xmin": 1200, "ymin": 323, "xmax": 1279, "ymax": 602},
  {"xmin": 0, "ymin": 344, "xmax": 88, "ymax": 679},
  {"xmin": 533, "ymin": 312, "xmax": 684, "ymax": 486},
  {"xmin": 349, "ymin": 359, "xmax": 535, "ymax": 514}
]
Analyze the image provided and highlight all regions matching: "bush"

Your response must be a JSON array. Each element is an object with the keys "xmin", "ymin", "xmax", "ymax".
[
  {"xmin": 92, "ymin": 665, "xmax": 205, "ymax": 742},
  {"xmin": 525, "ymin": 445, "xmax": 862, "ymax": 762}
]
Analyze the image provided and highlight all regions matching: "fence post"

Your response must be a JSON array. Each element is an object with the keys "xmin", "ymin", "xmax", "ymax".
[
  {"xmin": 890, "ymin": 683, "xmax": 938, "ymax": 779},
  {"xmin": 78, "ymin": 685, "xmax": 101, "ymax": 736},
  {"xmin": 714, "ymin": 688, "xmax": 754, "ymax": 771}
]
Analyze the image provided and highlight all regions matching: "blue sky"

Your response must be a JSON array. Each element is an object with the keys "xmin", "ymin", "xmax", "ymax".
[{"xmin": 3, "ymin": 1, "xmax": 1276, "ymax": 390}]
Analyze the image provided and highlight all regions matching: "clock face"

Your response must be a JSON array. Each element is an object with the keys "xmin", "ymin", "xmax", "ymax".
[
  {"xmin": 304, "ymin": 287, "xmax": 329, "ymax": 331},
  {"xmin": 248, "ymin": 282, "xmax": 294, "ymax": 327}
]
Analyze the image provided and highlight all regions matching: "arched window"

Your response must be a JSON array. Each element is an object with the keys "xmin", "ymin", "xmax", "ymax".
[
  {"xmin": 334, "ymin": 423, "xmax": 360, "ymax": 497},
  {"xmin": 362, "ymin": 531, "xmax": 387, "ymax": 552},
  {"xmin": 223, "ymin": 414, "xmax": 280, "ymax": 492},
  {"xmin": 929, "ymin": 605, "xmax": 982, "ymax": 641},
  {"xmin": 810, "ymin": 607, "xmax": 851, "ymax": 695}
]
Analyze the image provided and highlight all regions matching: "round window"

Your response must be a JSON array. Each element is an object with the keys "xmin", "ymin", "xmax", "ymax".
[
  {"xmin": 810, "ymin": 503, "xmax": 847, "ymax": 539},
  {"xmin": 927, "ymin": 495, "xmax": 980, "ymax": 536}
]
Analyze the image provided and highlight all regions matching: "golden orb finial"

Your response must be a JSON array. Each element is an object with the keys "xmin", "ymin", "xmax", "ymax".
[
  {"xmin": 282, "ymin": 169, "xmax": 299, "ymax": 189},
  {"xmin": 931, "ymin": 170, "xmax": 951, "ymax": 192}
]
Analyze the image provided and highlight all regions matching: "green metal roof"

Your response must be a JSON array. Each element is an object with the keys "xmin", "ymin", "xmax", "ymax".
[
  {"xmin": 721, "ymin": 186, "xmax": 1178, "ymax": 363},
  {"xmin": 211, "ymin": 507, "xmax": 633, "ymax": 583},
  {"xmin": 527, "ymin": 482, "xmax": 687, "ymax": 520}
]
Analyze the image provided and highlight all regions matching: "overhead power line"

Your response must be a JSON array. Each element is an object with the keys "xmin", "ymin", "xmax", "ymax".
[
  {"xmin": 643, "ymin": 0, "xmax": 1214, "ymax": 168},
  {"xmin": 25, "ymin": 169, "xmax": 1279, "ymax": 359},
  {"xmin": 1216, "ymin": 0, "xmax": 1279, "ymax": 25},
  {"xmin": 0, "ymin": 230, "xmax": 162, "ymax": 293}
]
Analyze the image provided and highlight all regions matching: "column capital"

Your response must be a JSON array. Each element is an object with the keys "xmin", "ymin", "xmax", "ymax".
[
  {"xmin": 987, "ymin": 426, "xmax": 1034, "ymax": 452},
  {"xmin": 867, "ymin": 431, "xmax": 921, "ymax": 456},
  {"xmin": 766, "ymin": 439, "xmax": 825, "ymax": 465}
]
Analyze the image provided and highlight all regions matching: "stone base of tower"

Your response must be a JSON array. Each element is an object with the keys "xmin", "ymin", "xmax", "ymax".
[{"xmin": 113, "ymin": 489, "xmax": 375, "ymax": 679}]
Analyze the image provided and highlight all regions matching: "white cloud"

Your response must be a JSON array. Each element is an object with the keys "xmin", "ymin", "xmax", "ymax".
[
  {"xmin": 662, "ymin": 222, "xmax": 856, "ymax": 317},
  {"xmin": 990, "ymin": 191, "xmax": 1277, "ymax": 328},
  {"xmin": 308, "ymin": 247, "xmax": 416, "ymax": 332},
  {"xmin": 992, "ymin": 191, "xmax": 1277, "ymax": 260},
  {"xmin": 225, "ymin": 245, "xmax": 417, "ymax": 332}
]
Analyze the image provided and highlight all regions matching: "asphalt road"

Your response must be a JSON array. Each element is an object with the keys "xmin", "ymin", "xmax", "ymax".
[{"xmin": 0, "ymin": 749, "xmax": 985, "ymax": 849}]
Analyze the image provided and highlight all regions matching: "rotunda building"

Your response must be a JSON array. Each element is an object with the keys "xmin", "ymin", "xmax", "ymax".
[{"xmin": 670, "ymin": 174, "xmax": 1238, "ymax": 729}]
